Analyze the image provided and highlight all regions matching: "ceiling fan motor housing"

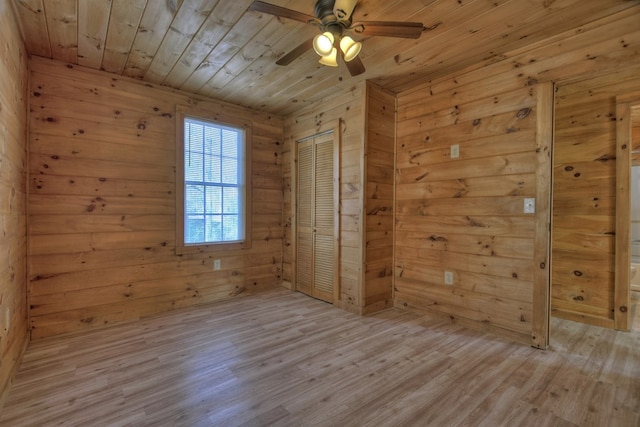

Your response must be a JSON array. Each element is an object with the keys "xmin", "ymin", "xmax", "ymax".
[
  {"xmin": 315, "ymin": 0, "xmax": 337, "ymax": 21},
  {"xmin": 315, "ymin": 0, "xmax": 351, "ymax": 39}
]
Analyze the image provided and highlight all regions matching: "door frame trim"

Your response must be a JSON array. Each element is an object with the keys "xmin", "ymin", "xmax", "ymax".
[
  {"xmin": 532, "ymin": 82, "xmax": 554, "ymax": 349},
  {"xmin": 614, "ymin": 91, "xmax": 640, "ymax": 331}
]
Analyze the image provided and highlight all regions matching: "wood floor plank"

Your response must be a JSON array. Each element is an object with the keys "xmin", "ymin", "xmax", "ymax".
[{"xmin": 0, "ymin": 288, "xmax": 639, "ymax": 426}]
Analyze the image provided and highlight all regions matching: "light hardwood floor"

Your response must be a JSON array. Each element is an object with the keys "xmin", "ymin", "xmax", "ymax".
[{"xmin": 1, "ymin": 289, "xmax": 639, "ymax": 426}]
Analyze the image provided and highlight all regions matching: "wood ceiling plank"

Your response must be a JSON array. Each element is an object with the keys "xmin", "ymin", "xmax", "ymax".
[
  {"xmin": 226, "ymin": 23, "xmax": 345, "ymax": 111},
  {"xmin": 261, "ymin": 71, "xmax": 353, "ymax": 116},
  {"xmin": 484, "ymin": 0, "xmax": 632, "ymax": 54},
  {"xmin": 12, "ymin": 0, "xmax": 640, "ymax": 115},
  {"xmin": 101, "ymin": 0, "xmax": 147, "ymax": 74},
  {"xmin": 43, "ymin": 0, "xmax": 77, "ymax": 64},
  {"xmin": 249, "ymin": 0, "xmax": 315, "ymax": 16},
  {"xmin": 356, "ymin": 0, "xmax": 517, "ymax": 90},
  {"xmin": 223, "ymin": 62, "xmax": 319, "ymax": 115},
  {"xmin": 403, "ymin": 5, "xmax": 640, "ymax": 104},
  {"xmin": 199, "ymin": 12, "xmax": 310, "ymax": 100},
  {"xmin": 258, "ymin": 0, "xmax": 509, "ymax": 113},
  {"xmin": 162, "ymin": 0, "xmax": 251, "ymax": 88},
  {"xmin": 180, "ymin": 14, "xmax": 269, "ymax": 93},
  {"xmin": 247, "ymin": 0, "xmax": 639, "ymax": 116},
  {"xmin": 354, "ymin": 0, "xmax": 469, "ymax": 41},
  {"xmin": 77, "ymin": 0, "xmax": 112, "ymax": 69},
  {"xmin": 181, "ymin": 0, "xmax": 299, "ymax": 94},
  {"xmin": 219, "ymin": 60, "xmax": 320, "ymax": 114},
  {"xmin": 12, "ymin": 0, "xmax": 52, "ymax": 58},
  {"xmin": 394, "ymin": 0, "xmax": 632, "ymax": 91},
  {"xmin": 212, "ymin": 33, "xmax": 315, "ymax": 106},
  {"xmin": 361, "ymin": 0, "xmax": 547, "ymax": 94},
  {"xmin": 348, "ymin": 0, "xmax": 421, "ymax": 22},
  {"xmin": 122, "ymin": 0, "xmax": 180, "ymax": 78},
  {"xmin": 236, "ymin": 0, "xmax": 446, "ymax": 114},
  {"xmin": 256, "ymin": 37, "xmax": 380, "ymax": 113},
  {"xmin": 144, "ymin": 0, "xmax": 219, "ymax": 84},
  {"xmin": 377, "ymin": 0, "xmax": 633, "ymax": 92}
]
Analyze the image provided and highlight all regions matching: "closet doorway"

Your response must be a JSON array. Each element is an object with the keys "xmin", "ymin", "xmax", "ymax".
[{"xmin": 295, "ymin": 130, "xmax": 339, "ymax": 303}]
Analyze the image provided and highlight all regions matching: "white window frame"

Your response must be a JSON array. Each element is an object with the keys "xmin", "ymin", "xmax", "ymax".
[{"xmin": 176, "ymin": 107, "xmax": 252, "ymax": 254}]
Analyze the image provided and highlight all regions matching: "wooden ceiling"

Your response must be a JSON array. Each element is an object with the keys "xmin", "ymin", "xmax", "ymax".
[{"xmin": 12, "ymin": 0, "xmax": 639, "ymax": 116}]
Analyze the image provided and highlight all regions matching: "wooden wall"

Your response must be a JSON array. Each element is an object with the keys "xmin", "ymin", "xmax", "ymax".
[
  {"xmin": 9, "ymin": 1, "xmax": 638, "ymax": 353},
  {"xmin": 395, "ymin": 5, "xmax": 640, "ymax": 344},
  {"xmin": 283, "ymin": 82, "xmax": 395, "ymax": 315},
  {"xmin": 28, "ymin": 57, "xmax": 284, "ymax": 339},
  {"xmin": 0, "ymin": 2, "xmax": 29, "ymax": 408},
  {"xmin": 283, "ymin": 83, "xmax": 367, "ymax": 312},
  {"xmin": 553, "ymin": 69, "xmax": 640, "ymax": 329},
  {"xmin": 363, "ymin": 82, "xmax": 395, "ymax": 312},
  {"xmin": 395, "ymin": 70, "xmax": 542, "ymax": 346}
]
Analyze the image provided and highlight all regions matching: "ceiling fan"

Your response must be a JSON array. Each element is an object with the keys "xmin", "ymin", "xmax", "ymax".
[{"xmin": 249, "ymin": 0, "xmax": 424, "ymax": 76}]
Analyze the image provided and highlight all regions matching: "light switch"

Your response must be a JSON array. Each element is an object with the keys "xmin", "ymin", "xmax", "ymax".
[
  {"xmin": 450, "ymin": 144, "xmax": 460, "ymax": 159},
  {"xmin": 444, "ymin": 271, "xmax": 454, "ymax": 285},
  {"xmin": 524, "ymin": 198, "xmax": 535, "ymax": 214}
]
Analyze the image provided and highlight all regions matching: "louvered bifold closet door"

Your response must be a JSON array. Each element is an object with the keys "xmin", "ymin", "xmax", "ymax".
[
  {"xmin": 312, "ymin": 136, "xmax": 335, "ymax": 302},
  {"xmin": 296, "ymin": 140, "xmax": 313, "ymax": 297},
  {"xmin": 295, "ymin": 132, "xmax": 337, "ymax": 304}
]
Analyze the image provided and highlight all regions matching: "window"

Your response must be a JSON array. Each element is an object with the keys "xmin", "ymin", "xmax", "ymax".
[{"xmin": 177, "ymin": 109, "xmax": 251, "ymax": 253}]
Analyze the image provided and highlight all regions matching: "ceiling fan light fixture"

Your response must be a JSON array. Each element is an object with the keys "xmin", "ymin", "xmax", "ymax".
[
  {"xmin": 333, "ymin": 0, "xmax": 358, "ymax": 21},
  {"xmin": 250, "ymin": 0, "xmax": 425, "ymax": 77},
  {"xmin": 313, "ymin": 32, "xmax": 335, "ymax": 57},
  {"xmin": 318, "ymin": 47, "xmax": 338, "ymax": 67},
  {"xmin": 340, "ymin": 36, "xmax": 362, "ymax": 62}
]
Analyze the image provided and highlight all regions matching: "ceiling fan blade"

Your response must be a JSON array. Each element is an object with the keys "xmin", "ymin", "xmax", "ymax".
[
  {"xmin": 353, "ymin": 21, "xmax": 424, "ymax": 39},
  {"xmin": 249, "ymin": 1, "xmax": 316, "ymax": 24},
  {"xmin": 334, "ymin": 0, "xmax": 358, "ymax": 22},
  {"xmin": 276, "ymin": 38, "xmax": 314, "ymax": 66},
  {"xmin": 345, "ymin": 56, "xmax": 365, "ymax": 77}
]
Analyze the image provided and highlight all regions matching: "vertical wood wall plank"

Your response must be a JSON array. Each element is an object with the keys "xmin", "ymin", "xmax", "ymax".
[
  {"xmin": 0, "ymin": 0, "xmax": 30, "ymax": 409},
  {"xmin": 363, "ymin": 82, "xmax": 395, "ymax": 313},
  {"xmin": 122, "ymin": 0, "xmax": 177, "ymax": 78},
  {"xmin": 532, "ymin": 82, "xmax": 554, "ymax": 349},
  {"xmin": 12, "ymin": 0, "xmax": 51, "ymax": 58},
  {"xmin": 43, "ymin": 0, "xmax": 77, "ymax": 64},
  {"xmin": 143, "ymin": 0, "xmax": 218, "ymax": 84},
  {"xmin": 162, "ymin": 0, "xmax": 252, "ymax": 89},
  {"xmin": 101, "ymin": 0, "xmax": 147, "ymax": 74},
  {"xmin": 77, "ymin": 0, "xmax": 112, "ymax": 69},
  {"xmin": 614, "ymin": 99, "xmax": 631, "ymax": 331}
]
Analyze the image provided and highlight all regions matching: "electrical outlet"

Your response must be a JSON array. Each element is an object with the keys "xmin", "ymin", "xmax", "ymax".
[
  {"xmin": 213, "ymin": 259, "xmax": 221, "ymax": 270},
  {"xmin": 524, "ymin": 198, "xmax": 536, "ymax": 214},
  {"xmin": 444, "ymin": 271, "xmax": 454, "ymax": 285},
  {"xmin": 450, "ymin": 144, "xmax": 460, "ymax": 159}
]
